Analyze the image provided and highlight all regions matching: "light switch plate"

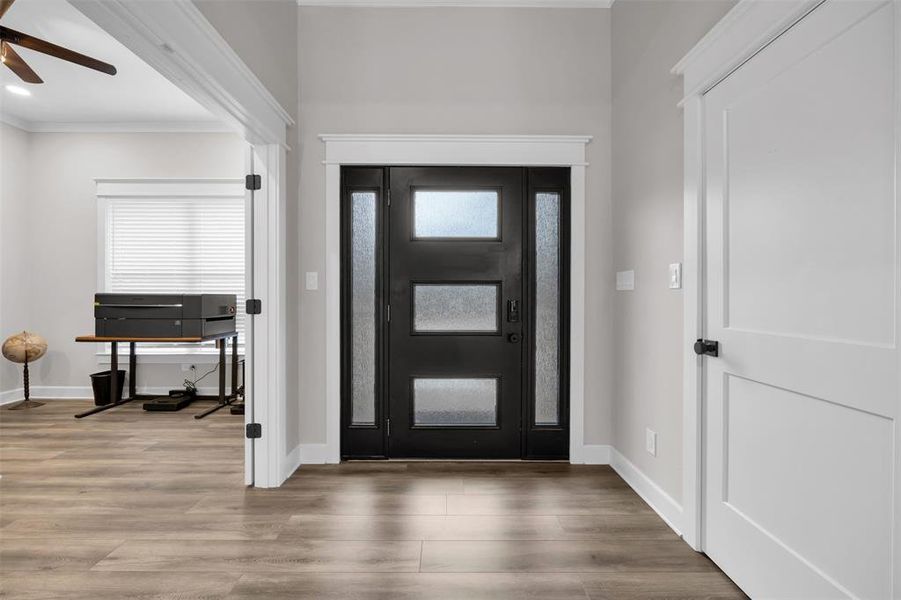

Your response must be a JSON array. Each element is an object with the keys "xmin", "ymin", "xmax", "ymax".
[
  {"xmin": 305, "ymin": 271, "xmax": 319, "ymax": 291},
  {"xmin": 616, "ymin": 270, "xmax": 635, "ymax": 291},
  {"xmin": 668, "ymin": 263, "xmax": 682, "ymax": 289},
  {"xmin": 646, "ymin": 428, "xmax": 657, "ymax": 457}
]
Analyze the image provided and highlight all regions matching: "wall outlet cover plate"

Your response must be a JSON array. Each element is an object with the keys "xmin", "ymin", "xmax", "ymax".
[
  {"xmin": 646, "ymin": 428, "xmax": 657, "ymax": 456},
  {"xmin": 616, "ymin": 270, "xmax": 635, "ymax": 291}
]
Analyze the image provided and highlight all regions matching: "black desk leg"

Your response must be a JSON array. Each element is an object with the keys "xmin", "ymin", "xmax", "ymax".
[
  {"xmin": 194, "ymin": 337, "xmax": 238, "ymax": 420},
  {"xmin": 219, "ymin": 338, "xmax": 226, "ymax": 404},
  {"xmin": 75, "ymin": 340, "xmax": 135, "ymax": 419},
  {"xmin": 231, "ymin": 335, "xmax": 238, "ymax": 396},
  {"xmin": 110, "ymin": 341, "xmax": 117, "ymax": 403},
  {"xmin": 129, "ymin": 342, "xmax": 136, "ymax": 398}
]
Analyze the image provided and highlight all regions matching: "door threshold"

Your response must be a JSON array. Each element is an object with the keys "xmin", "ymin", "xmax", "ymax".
[{"xmin": 344, "ymin": 458, "xmax": 569, "ymax": 463}]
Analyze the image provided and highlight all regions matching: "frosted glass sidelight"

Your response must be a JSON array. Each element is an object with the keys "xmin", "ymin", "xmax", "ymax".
[
  {"xmin": 351, "ymin": 192, "xmax": 377, "ymax": 425},
  {"xmin": 535, "ymin": 193, "xmax": 560, "ymax": 425},
  {"xmin": 413, "ymin": 190, "xmax": 499, "ymax": 238},
  {"xmin": 414, "ymin": 284, "xmax": 498, "ymax": 332},
  {"xmin": 413, "ymin": 378, "xmax": 498, "ymax": 426}
]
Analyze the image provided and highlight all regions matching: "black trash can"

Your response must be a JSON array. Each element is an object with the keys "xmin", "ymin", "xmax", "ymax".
[{"xmin": 90, "ymin": 370, "xmax": 125, "ymax": 406}]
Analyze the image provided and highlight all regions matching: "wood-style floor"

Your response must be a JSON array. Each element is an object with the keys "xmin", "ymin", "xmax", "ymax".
[{"xmin": 0, "ymin": 400, "xmax": 745, "ymax": 599}]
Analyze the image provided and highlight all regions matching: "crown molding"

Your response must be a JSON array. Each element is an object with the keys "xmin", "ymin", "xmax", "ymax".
[
  {"xmin": 0, "ymin": 112, "xmax": 31, "ymax": 131},
  {"xmin": 0, "ymin": 113, "xmax": 233, "ymax": 134},
  {"xmin": 298, "ymin": 0, "xmax": 612, "ymax": 7}
]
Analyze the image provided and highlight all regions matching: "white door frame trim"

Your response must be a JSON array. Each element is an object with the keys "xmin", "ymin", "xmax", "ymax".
[
  {"xmin": 70, "ymin": 0, "xmax": 293, "ymax": 488},
  {"xmin": 320, "ymin": 133, "xmax": 592, "ymax": 464},
  {"xmin": 673, "ymin": 3, "xmax": 900, "ymax": 578}
]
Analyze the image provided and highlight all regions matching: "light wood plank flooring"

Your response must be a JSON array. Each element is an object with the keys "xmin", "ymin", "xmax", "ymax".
[{"xmin": 0, "ymin": 400, "xmax": 745, "ymax": 599}]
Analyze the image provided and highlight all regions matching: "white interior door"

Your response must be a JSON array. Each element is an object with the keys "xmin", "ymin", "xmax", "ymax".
[{"xmin": 702, "ymin": 1, "xmax": 899, "ymax": 598}]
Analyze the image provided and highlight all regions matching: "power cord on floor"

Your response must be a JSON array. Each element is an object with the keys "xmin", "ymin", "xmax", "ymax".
[{"xmin": 184, "ymin": 363, "xmax": 219, "ymax": 393}]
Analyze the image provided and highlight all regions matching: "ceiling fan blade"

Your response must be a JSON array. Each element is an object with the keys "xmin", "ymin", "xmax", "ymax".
[
  {"xmin": 0, "ymin": 0, "xmax": 16, "ymax": 21},
  {"xmin": 0, "ymin": 26, "xmax": 116, "ymax": 76},
  {"xmin": 1, "ymin": 40, "xmax": 41, "ymax": 83}
]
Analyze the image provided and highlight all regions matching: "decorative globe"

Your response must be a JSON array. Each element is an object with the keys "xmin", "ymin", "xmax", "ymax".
[{"xmin": 2, "ymin": 331, "xmax": 48, "ymax": 364}]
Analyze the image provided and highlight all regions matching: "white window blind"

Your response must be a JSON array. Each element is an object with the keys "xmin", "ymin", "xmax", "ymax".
[{"xmin": 100, "ymin": 179, "xmax": 246, "ymax": 351}]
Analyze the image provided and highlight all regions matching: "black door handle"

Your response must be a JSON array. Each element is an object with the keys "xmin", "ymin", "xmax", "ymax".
[
  {"xmin": 507, "ymin": 333, "xmax": 521, "ymax": 343},
  {"xmin": 506, "ymin": 300, "xmax": 520, "ymax": 323},
  {"xmin": 693, "ymin": 339, "xmax": 719, "ymax": 357}
]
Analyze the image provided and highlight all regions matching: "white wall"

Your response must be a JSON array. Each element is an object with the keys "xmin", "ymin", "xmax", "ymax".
[
  {"xmin": 297, "ymin": 6, "xmax": 613, "ymax": 447},
  {"xmin": 611, "ymin": 0, "xmax": 735, "ymax": 500},
  {"xmin": 0, "ymin": 126, "xmax": 245, "ymax": 399},
  {"xmin": 0, "ymin": 123, "xmax": 31, "ymax": 396},
  {"xmin": 194, "ymin": 0, "xmax": 302, "ymax": 453}
]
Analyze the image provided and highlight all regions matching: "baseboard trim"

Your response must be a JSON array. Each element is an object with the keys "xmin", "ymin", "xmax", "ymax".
[
  {"xmin": 610, "ymin": 448, "xmax": 683, "ymax": 536},
  {"xmin": 298, "ymin": 443, "xmax": 333, "ymax": 465},
  {"xmin": 571, "ymin": 444, "xmax": 612, "ymax": 465},
  {"xmin": 281, "ymin": 444, "xmax": 302, "ymax": 483},
  {"xmin": 0, "ymin": 388, "xmax": 24, "ymax": 405},
  {"xmin": 3, "ymin": 384, "xmax": 231, "ymax": 401}
]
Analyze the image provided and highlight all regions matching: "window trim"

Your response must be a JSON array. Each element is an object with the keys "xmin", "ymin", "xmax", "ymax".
[{"xmin": 95, "ymin": 178, "xmax": 245, "ymax": 363}]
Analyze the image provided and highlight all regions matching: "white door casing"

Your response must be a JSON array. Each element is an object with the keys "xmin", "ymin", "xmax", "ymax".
[
  {"xmin": 319, "ymin": 134, "xmax": 592, "ymax": 465},
  {"xmin": 680, "ymin": 1, "xmax": 899, "ymax": 597}
]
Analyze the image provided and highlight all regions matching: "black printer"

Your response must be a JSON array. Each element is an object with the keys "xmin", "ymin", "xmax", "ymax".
[{"xmin": 94, "ymin": 293, "xmax": 237, "ymax": 338}]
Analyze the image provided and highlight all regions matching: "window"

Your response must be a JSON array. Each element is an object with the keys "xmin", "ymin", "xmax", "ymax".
[
  {"xmin": 98, "ymin": 179, "xmax": 246, "ymax": 353},
  {"xmin": 412, "ymin": 189, "xmax": 500, "ymax": 239}
]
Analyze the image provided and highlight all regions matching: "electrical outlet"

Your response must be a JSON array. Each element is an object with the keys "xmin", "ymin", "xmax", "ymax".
[{"xmin": 646, "ymin": 428, "xmax": 657, "ymax": 457}]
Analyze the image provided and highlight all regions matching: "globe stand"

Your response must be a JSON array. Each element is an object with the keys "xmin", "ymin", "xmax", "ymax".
[{"xmin": 8, "ymin": 360, "xmax": 43, "ymax": 410}]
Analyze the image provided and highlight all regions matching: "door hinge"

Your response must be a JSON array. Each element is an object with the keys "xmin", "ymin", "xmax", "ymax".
[
  {"xmin": 246, "ymin": 423, "xmax": 262, "ymax": 439},
  {"xmin": 245, "ymin": 174, "xmax": 261, "ymax": 191},
  {"xmin": 386, "ymin": 418, "xmax": 391, "ymax": 437},
  {"xmin": 246, "ymin": 299, "xmax": 262, "ymax": 315},
  {"xmin": 386, "ymin": 304, "xmax": 391, "ymax": 323}
]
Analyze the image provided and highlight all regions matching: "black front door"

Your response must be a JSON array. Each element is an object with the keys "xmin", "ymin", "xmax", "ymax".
[
  {"xmin": 388, "ymin": 167, "xmax": 523, "ymax": 458},
  {"xmin": 340, "ymin": 166, "xmax": 569, "ymax": 460}
]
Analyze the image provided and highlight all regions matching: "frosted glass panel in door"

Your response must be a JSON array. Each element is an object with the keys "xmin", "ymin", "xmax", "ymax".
[
  {"xmin": 534, "ymin": 192, "xmax": 560, "ymax": 425},
  {"xmin": 413, "ymin": 190, "xmax": 499, "ymax": 238},
  {"xmin": 413, "ymin": 378, "xmax": 498, "ymax": 426},
  {"xmin": 413, "ymin": 284, "xmax": 498, "ymax": 332},
  {"xmin": 350, "ymin": 192, "xmax": 376, "ymax": 425}
]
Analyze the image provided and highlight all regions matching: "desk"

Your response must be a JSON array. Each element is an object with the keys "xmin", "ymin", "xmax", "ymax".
[{"xmin": 74, "ymin": 333, "xmax": 239, "ymax": 419}]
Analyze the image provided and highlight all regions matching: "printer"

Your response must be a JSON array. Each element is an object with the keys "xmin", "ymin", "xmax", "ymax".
[{"xmin": 94, "ymin": 293, "xmax": 237, "ymax": 338}]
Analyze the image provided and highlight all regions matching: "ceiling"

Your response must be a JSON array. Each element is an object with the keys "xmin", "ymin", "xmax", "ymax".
[
  {"xmin": 0, "ymin": 0, "xmax": 225, "ymax": 131},
  {"xmin": 295, "ymin": 0, "xmax": 613, "ymax": 6}
]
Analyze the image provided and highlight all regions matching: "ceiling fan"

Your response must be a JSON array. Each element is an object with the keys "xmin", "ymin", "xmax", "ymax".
[{"xmin": 0, "ymin": 0, "xmax": 116, "ymax": 85}]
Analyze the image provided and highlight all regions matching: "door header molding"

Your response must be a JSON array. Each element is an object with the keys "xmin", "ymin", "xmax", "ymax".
[
  {"xmin": 320, "ymin": 133, "xmax": 592, "ymax": 465},
  {"xmin": 319, "ymin": 134, "xmax": 591, "ymax": 166}
]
